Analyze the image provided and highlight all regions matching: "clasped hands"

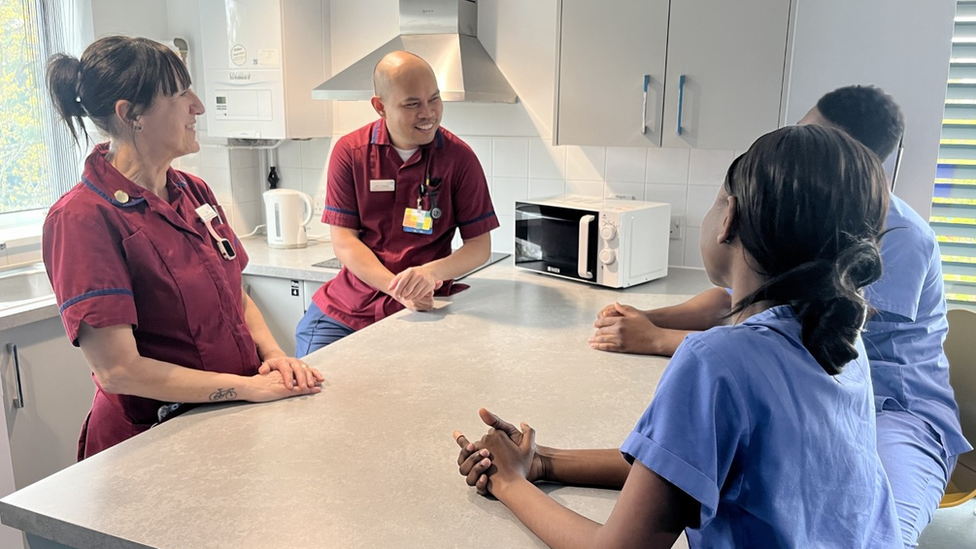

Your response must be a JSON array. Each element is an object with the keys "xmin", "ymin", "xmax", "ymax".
[
  {"xmin": 453, "ymin": 408, "xmax": 545, "ymax": 497},
  {"xmin": 389, "ymin": 265, "xmax": 443, "ymax": 311},
  {"xmin": 251, "ymin": 354, "xmax": 324, "ymax": 401}
]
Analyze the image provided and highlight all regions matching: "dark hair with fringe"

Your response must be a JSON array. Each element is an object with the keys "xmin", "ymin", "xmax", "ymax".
[
  {"xmin": 726, "ymin": 125, "xmax": 889, "ymax": 375},
  {"xmin": 816, "ymin": 85, "xmax": 904, "ymax": 160},
  {"xmin": 46, "ymin": 36, "xmax": 191, "ymax": 144}
]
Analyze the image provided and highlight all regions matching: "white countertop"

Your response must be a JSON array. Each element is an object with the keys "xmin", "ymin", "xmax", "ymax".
[{"xmin": 0, "ymin": 260, "xmax": 712, "ymax": 549}]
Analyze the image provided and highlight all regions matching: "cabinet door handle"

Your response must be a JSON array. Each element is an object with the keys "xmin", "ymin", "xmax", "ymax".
[
  {"xmin": 641, "ymin": 74, "xmax": 650, "ymax": 135},
  {"xmin": 676, "ymin": 74, "xmax": 686, "ymax": 136},
  {"xmin": 8, "ymin": 343, "xmax": 24, "ymax": 409}
]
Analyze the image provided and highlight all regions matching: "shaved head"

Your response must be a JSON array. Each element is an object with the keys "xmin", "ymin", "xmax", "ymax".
[
  {"xmin": 373, "ymin": 51, "xmax": 436, "ymax": 100},
  {"xmin": 369, "ymin": 50, "xmax": 443, "ymax": 149}
]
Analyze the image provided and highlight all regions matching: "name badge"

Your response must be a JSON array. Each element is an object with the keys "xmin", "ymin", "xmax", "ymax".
[
  {"xmin": 403, "ymin": 207, "xmax": 433, "ymax": 235},
  {"xmin": 370, "ymin": 179, "xmax": 396, "ymax": 192}
]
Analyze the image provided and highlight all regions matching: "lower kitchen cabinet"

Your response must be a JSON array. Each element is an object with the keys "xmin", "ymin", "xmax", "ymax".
[
  {"xmin": 0, "ymin": 316, "xmax": 94, "ymax": 491},
  {"xmin": 243, "ymin": 275, "xmax": 308, "ymax": 358}
]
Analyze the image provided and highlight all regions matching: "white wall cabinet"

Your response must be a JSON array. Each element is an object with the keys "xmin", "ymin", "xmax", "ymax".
[
  {"xmin": 554, "ymin": 0, "xmax": 792, "ymax": 150},
  {"xmin": 1, "ymin": 317, "xmax": 94, "ymax": 492}
]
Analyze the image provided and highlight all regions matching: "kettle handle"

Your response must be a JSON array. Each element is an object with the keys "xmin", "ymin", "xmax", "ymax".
[{"xmin": 299, "ymin": 192, "xmax": 315, "ymax": 226}]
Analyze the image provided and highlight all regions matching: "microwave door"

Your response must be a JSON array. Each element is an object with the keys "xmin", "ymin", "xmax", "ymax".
[{"xmin": 514, "ymin": 204, "xmax": 598, "ymax": 282}]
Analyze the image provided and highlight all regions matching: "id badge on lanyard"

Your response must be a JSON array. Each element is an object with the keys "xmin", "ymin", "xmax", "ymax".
[{"xmin": 402, "ymin": 152, "xmax": 441, "ymax": 235}]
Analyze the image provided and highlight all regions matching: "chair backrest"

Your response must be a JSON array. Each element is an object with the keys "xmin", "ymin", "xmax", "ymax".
[{"xmin": 946, "ymin": 308, "xmax": 976, "ymax": 474}]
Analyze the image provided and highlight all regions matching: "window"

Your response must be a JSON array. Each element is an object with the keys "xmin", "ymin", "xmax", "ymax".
[
  {"xmin": 0, "ymin": 0, "xmax": 83, "ymax": 220},
  {"xmin": 933, "ymin": 0, "xmax": 976, "ymax": 308}
]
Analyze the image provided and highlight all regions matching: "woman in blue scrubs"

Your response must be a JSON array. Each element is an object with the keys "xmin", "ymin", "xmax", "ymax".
[{"xmin": 453, "ymin": 125, "xmax": 901, "ymax": 548}]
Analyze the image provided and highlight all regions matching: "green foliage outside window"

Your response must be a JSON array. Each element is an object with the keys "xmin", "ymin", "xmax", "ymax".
[{"xmin": 0, "ymin": 0, "xmax": 52, "ymax": 214}]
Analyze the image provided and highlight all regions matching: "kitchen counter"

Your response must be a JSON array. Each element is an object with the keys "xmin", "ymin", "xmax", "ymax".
[
  {"xmin": 239, "ymin": 236, "xmax": 339, "ymax": 283},
  {"xmin": 0, "ymin": 262, "xmax": 712, "ymax": 549}
]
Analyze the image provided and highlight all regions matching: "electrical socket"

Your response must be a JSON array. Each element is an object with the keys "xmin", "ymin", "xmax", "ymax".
[{"xmin": 670, "ymin": 215, "xmax": 684, "ymax": 240}]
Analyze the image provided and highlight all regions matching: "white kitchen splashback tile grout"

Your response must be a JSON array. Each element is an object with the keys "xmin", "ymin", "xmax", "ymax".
[
  {"xmin": 646, "ymin": 147, "xmax": 691, "ymax": 184},
  {"xmin": 462, "ymin": 137, "xmax": 493, "ymax": 177},
  {"xmin": 688, "ymin": 149, "xmax": 734, "ymax": 187},
  {"xmin": 528, "ymin": 138, "xmax": 567, "ymax": 180},
  {"xmin": 565, "ymin": 146, "xmax": 606, "ymax": 181},
  {"xmin": 606, "ymin": 147, "xmax": 647, "ymax": 183},
  {"xmin": 492, "ymin": 138, "xmax": 529, "ymax": 178},
  {"xmin": 604, "ymin": 181, "xmax": 645, "ymax": 201}
]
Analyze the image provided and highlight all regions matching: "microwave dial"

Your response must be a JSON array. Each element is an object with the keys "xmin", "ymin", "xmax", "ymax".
[
  {"xmin": 599, "ymin": 248, "xmax": 617, "ymax": 265},
  {"xmin": 600, "ymin": 224, "xmax": 617, "ymax": 241}
]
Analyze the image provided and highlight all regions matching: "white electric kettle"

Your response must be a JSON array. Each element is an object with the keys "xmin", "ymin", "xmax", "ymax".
[{"xmin": 263, "ymin": 189, "xmax": 314, "ymax": 249}]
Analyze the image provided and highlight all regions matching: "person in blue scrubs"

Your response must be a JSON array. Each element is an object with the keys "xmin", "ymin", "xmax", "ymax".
[
  {"xmin": 453, "ymin": 125, "xmax": 901, "ymax": 548},
  {"xmin": 588, "ymin": 86, "xmax": 971, "ymax": 546}
]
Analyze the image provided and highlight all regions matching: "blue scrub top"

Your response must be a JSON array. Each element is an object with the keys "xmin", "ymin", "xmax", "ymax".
[
  {"xmin": 864, "ymin": 194, "xmax": 972, "ymax": 457},
  {"xmin": 621, "ymin": 306, "xmax": 900, "ymax": 548}
]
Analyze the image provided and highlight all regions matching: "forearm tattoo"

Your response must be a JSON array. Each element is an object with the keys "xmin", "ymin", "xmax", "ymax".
[{"xmin": 209, "ymin": 387, "xmax": 238, "ymax": 401}]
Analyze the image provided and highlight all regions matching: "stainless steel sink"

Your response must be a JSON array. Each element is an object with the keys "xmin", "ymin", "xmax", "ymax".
[{"xmin": 0, "ymin": 262, "xmax": 54, "ymax": 309}]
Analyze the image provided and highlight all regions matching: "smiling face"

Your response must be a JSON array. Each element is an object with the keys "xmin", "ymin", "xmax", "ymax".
[
  {"xmin": 136, "ymin": 85, "xmax": 206, "ymax": 162},
  {"xmin": 371, "ymin": 53, "xmax": 442, "ymax": 150}
]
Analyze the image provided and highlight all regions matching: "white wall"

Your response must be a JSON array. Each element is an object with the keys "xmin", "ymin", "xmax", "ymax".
[{"xmin": 90, "ymin": 0, "xmax": 168, "ymax": 39}]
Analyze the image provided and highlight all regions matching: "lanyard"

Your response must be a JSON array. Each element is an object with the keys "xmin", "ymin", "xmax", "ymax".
[{"xmin": 418, "ymin": 152, "xmax": 443, "ymax": 219}]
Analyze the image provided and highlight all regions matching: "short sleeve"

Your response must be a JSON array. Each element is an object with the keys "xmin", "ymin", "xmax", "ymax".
[
  {"xmin": 322, "ymin": 137, "xmax": 361, "ymax": 230},
  {"xmin": 450, "ymin": 145, "xmax": 498, "ymax": 239},
  {"xmin": 620, "ymin": 336, "xmax": 750, "ymax": 522},
  {"xmin": 43, "ymin": 205, "xmax": 138, "ymax": 346},
  {"xmin": 864, "ymin": 224, "xmax": 929, "ymax": 322}
]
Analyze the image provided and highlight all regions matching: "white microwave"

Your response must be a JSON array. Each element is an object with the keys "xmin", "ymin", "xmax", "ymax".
[{"xmin": 514, "ymin": 195, "xmax": 671, "ymax": 288}]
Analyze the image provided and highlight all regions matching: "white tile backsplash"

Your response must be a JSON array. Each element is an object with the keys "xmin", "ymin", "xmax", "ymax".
[
  {"xmin": 646, "ymin": 148, "xmax": 690, "ymax": 184},
  {"xmin": 463, "ymin": 137, "xmax": 493, "ymax": 177},
  {"xmin": 667, "ymin": 237, "xmax": 685, "ymax": 268},
  {"xmin": 277, "ymin": 140, "xmax": 303, "ymax": 170},
  {"xmin": 604, "ymin": 181, "xmax": 645, "ymax": 201},
  {"xmin": 606, "ymin": 147, "xmax": 647, "ymax": 183},
  {"xmin": 301, "ymin": 139, "xmax": 332, "ymax": 171},
  {"xmin": 198, "ymin": 144, "xmax": 230, "ymax": 169},
  {"xmin": 686, "ymin": 185, "xmax": 721, "ymax": 228},
  {"xmin": 688, "ymin": 149, "xmax": 734, "ymax": 187},
  {"xmin": 493, "ymin": 214, "xmax": 516, "ymax": 254},
  {"xmin": 683, "ymin": 227, "xmax": 703, "ymax": 268},
  {"xmin": 528, "ymin": 179, "xmax": 566, "ymax": 199},
  {"xmin": 528, "ymin": 138, "xmax": 567, "ymax": 180},
  {"xmin": 492, "ymin": 139, "xmax": 529, "ymax": 178},
  {"xmin": 301, "ymin": 168, "xmax": 328, "ymax": 201},
  {"xmin": 214, "ymin": 131, "xmax": 736, "ymax": 269},
  {"xmin": 565, "ymin": 180, "xmax": 604, "ymax": 198},
  {"xmin": 490, "ymin": 177, "xmax": 529, "ymax": 217},
  {"xmin": 231, "ymin": 167, "xmax": 262, "ymax": 204},
  {"xmin": 199, "ymin": 165, "xmax": 232, "ymax": 205},
  {"xmin": 566, "ymin": 146, "xmax": 606, "ymax": 181},
  {"xmin": 644, "ymin": 183, "xmax": 688, "ymax": 216},
  {"xmin": 230, "ymin": 148, "xmax": 259, "ymax": 169}
]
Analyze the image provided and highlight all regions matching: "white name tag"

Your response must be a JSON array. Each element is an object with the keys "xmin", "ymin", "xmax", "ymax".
[{"xmin": 370, "ymin": 179, "xmax": 396, "ymax": 192}]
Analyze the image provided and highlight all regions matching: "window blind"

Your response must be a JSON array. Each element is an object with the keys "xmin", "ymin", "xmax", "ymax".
[{"xmin": 933, "ymin": 0, "xmax": 976, "ymax": 308}]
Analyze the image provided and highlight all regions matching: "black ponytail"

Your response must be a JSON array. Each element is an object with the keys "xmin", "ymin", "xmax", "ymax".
[
  {"xmin": 46, "ymin": 53, "xmax": 88, "ymax": 145},
  {"xmin": 726, "ymin": 125, "xmax": 889, "ymax": 375}
]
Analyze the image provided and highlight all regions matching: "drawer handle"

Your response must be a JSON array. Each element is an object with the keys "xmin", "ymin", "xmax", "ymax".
[{"xmin": 8, "ymin": 343, "xmax": 24, "ymax": 409}]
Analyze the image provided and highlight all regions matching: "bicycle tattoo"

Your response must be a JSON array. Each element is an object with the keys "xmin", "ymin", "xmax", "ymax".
[{"xmin": 209, "ymin": 387, "xmax": 238, "ymax": 401}]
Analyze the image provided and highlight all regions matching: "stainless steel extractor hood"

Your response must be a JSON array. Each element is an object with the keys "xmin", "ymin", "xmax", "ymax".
[{"xmin": 312, "ymin": 0, "xmax": 517, "ymax": 103}]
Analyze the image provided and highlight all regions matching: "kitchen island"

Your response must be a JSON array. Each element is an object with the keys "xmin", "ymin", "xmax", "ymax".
[{"xmin": 0, "ymin": 259, "xmax": 711, "ymax": 549}]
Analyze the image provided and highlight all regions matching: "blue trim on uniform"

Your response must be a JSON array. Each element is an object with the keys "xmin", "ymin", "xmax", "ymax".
[
  {"xmin": 325, "ymin": 205, "xmax": 359, "ymax": 217},
  {"xmin": 81, "ymin": 178, "xmax": 147, "ymax": 208},
  {"xmin": 458, "ymin": 211, "xmax": 496, "ymax": 226},
  {"xmin": 371, "ymin": 122, "xmax": 381, "ymax": 144},
  {"xmin": 174, "ymin": 177, "xmax": 187, "ymax": 188},
  {"xmin": 59, "ymin": 288, "xmax": 134, "ymax": 313}
]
